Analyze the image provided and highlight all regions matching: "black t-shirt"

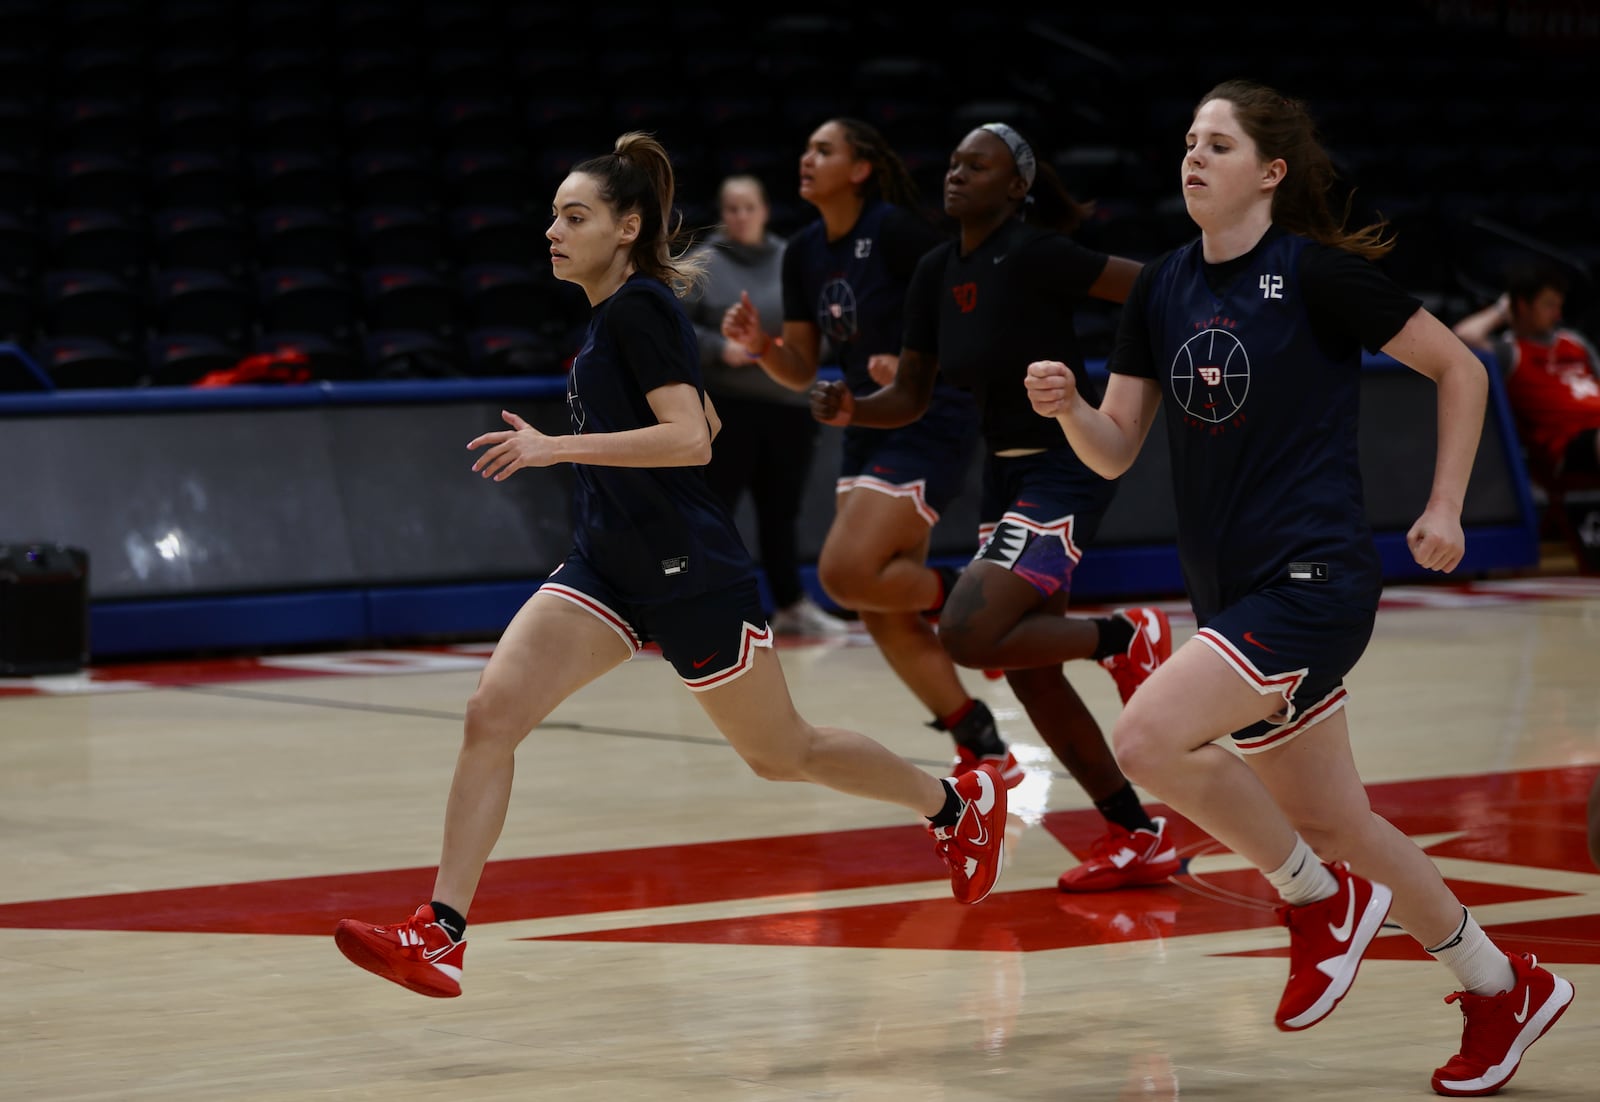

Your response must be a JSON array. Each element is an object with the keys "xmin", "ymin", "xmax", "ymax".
[
  {"xmin": 904, "ymin": 219, "xmax": 1109, "ymax": 451},
  {"xmin": 566, "ymin": 274, "xmax": 755, "ymax": 602}
]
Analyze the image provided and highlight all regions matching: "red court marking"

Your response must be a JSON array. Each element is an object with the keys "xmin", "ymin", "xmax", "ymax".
[
  {"xmin": 3, "ymin": 766, "xmax": 1596, "ymax": 966},
  {"xmin": 0, "ymin": 826, "xmax": 944, "ymax": 935},
  {"xmin": 525, "ymin": 875, "xmax": 1571, "ymax": 954}
]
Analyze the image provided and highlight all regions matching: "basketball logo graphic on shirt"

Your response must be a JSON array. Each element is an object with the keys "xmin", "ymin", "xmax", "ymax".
[
  {"xmin": 816, "ymin": 277, "xmax": 859, "ymax": 343},
  {"xmin": 566, "ymin": 378, "xmax": 586, "ymax": 434},
  {"xmin": 1172, "ymin": 327, "xmax": 1250, "ymax": 424}
]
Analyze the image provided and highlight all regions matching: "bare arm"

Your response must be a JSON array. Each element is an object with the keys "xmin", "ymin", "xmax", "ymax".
[
  {"xmin": 814, "ymin": 346, "xmax": 937, "ymax": 429},
  {"xmin": 1024, "ymin": 361, "xmax": 1161, "ymax": 478},
  {"xmin": 1087, "ymin": 256, "xmax": 1143, "ymax": 304},
  {"xmin": 721, "ymin": 289, "xmax": 821, "ymax": 391},
  {"xmin": 469, "ymin": 384, "xmax": 713, "ymax": 480},
  {"xmin": 1450, "ymin": 294, "xmax": 1510, "ymax": 354},
  {"xmin": 749, "ymin": 318, "xmax": 822, "ymax": 391},
  {"xmin": 1381, "ymin": 307, "xmax": 1489, "ymax": 572}
]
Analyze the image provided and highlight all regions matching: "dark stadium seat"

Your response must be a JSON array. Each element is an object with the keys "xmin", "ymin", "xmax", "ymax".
[
  {"xmin": 248, "ymin": 95, "xmax": 339, "ymax": 155},
  {"xmin": 352, "ymin": 206, "xmax": 445, "ymax": 270},
  {"xmin": 150, "ymin": 269, "xmax": 255, "ymax": 346},
  {"xmin": 257, "ymin": 267, "xmax": 359, "ymax": 346},
  {"xmin": 346, "ymin": 150, "xmax": 436, "ymax": 210},
  {"xmin": 251, "ymin": 150, "xmax": 343, "ymax": 210},
  {"xmin": 53, "ymin": 98, "xmax": 142, "ymax": 157},
  {"xmin": 155, "ymin": 97, "xmax": 241, "ymax": 155},
  {"xmin": 34, "ymin": 335, "xmax": 144, "ymax": 389},
  {"xmin": 447, "ymin": 205, "xmax": 540, "ymax": 268},
  {"xmin": 255, "ymin": 206, "xmax": 350, "ymax": 273},
  {"xmin": 145, "ymin": 333, "xmax": 241, "ymax": 387},
  {"xmin": 441, "ymin": 149, "xmax": 537, "ymax": 210},
  {"xmin": 0, "ymin": 212, "xmax": 41, "ymax": 283},
  {"xmin": 342, "ymin": 97, "xmax": 430, "ymax": 155},
  {"xmin": 40, "ymin": 270, "xmax": 143, "ymax": 350},
  {"xmin": 149, "ymin": 152, "xmax": 241, "ymax": 211},
  {"xmin": 361, "ymin": 265, "xmax": 458, "ymax": 342},
  {"xmin": 152, "ymin": 208, "xmax": 251, "ymax": 277},
  {"xmin": 52, "ymin": 152, "xmax": 145, "ymax": 215},
  {"xmin": 363, "ymin": 329, "xmax": 463, "ymax": 380},
  {"xmin": 0, "ymin": 274, "xmax": 35, "ymax": 345},
  {"xmin": 466, "ymin": 325, "xmax": 569, "ymax": 377},
  {"xmin": 47, "ymin": 209, "xmax": 145, "ymax": 282}
]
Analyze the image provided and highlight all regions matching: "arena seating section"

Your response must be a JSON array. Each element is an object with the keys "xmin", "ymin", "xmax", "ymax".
[{"xmin": 1, "ymin": 0, "xmax": 1595, "ymax": 388}]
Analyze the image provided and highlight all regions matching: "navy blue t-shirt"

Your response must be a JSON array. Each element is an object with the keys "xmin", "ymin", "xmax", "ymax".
[
  {"xmin": 904, "ymin": 218, "xmax": 1110, "ymax": 452},
  {"xmin": 782, "ymin": 200, "xmax": 951, "ymax": 395},
  {"xmin": 565, "ymin": 273, "xmax": 755, "ymax": 603},
  {"xmin": 1111, "ymin": 226, "xmax": 1422, "ymax": 619}
]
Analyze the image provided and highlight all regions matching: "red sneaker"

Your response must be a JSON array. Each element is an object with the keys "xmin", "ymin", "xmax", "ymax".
[
  {"xmin": 1057, "ymin": 816, "xmax": 1183, "ymax": 892},
  {"xmin": 334, "ymin": 904, "xmax": 466, "ymax": 998},
  {"xmin": 1275, "ymin": 862, "xmax": 1392, "ymax": 1030},
  {"xmin": 953, "ymin": 742, "xmax": 1024, "ymax": 789},
  {"xmin": 1099, "ymin": 607, "xmax": 1172, "ymax": 705},
  {"xmin": 930, "ymin": 763, "xmax": 1007, "ymax": 904},
  {"xmin": 1431, "ymin": 951, "xmax": 1574, "ymax": 1096}
]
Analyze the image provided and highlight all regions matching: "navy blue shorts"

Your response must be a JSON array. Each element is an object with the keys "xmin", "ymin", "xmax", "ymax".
[
  {"xmin": 538, "ymin": 551, "xmax": 773, "ymax": 691},
  {"xmin": 837, "ymin": 390, "xmax": 979, "ymax": 526},
  {"xmin": 971, "ymin": 450, "xmax": 1118, "ymax": 598},
  {"xmin": 1194, "ymin": 582, "xmax": 1376, "ymax": 753}
]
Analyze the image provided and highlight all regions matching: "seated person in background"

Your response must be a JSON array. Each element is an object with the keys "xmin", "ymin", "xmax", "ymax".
[{"xmin": 1453, "ymin": 264, "xmax": 1600, "ymax": 481}]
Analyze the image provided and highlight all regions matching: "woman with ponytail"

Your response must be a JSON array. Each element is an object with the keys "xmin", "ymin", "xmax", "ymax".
[{"xmin": 333, "ymin": 132, "xmax": 1008, "ymax": 1000}]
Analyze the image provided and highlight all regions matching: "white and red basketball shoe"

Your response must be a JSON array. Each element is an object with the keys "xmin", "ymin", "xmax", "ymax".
[
  {"xmin": 1099, "ymin": 606, "xmax": 1172, "ymax": 705},
  {"xmin": 930, "ymin": 763, "xmax": 1008, "ymax": 904},
  {"xmin": 1431, "ymin": 951, "xmax": 1574, "ymax": 1096},
  {"xmin": 335, "ymin": 903, "xmax": 466, "ymax": 998},
  {"xmin": 1057, "ymin": 816, "xmax": 1183, "ymax": 892},
  {"xmin": 1275, "ymin": 861, "xmax": 1392, "ymax": 1030}
]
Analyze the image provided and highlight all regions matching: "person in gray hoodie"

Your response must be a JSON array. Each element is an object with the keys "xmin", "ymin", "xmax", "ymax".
[{"xmin": 686, "ymin": 174, "xmax": 847, "ymax": 637}]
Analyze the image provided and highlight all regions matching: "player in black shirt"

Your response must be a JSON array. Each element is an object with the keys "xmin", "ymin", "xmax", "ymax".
[
  {"xmin": 812, "ymin": 122, "xmax": 1181, "ymax": 893},
  {"xmin": 334, "ymin": 132, "xmax": 1009, "ymax": 1001},
  {"xmin": 722, "ymin": 118, "xmax": 1004, "ymax": 798},
  {"xmin": 1025, "ymin": 80, "xmax": 1571, "ymax": 1095}
]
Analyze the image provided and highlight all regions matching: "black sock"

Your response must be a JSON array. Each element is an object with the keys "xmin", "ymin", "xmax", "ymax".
[
  {"xmin": 927, "ymin": 699, "xmax": 1006, "ymax": 757},
  {"xmin": 1094, "ymin": 782, "xmax": 1155, "ymax": 834},
  {"xmin": 429, "ymin": 900, "xmax": 466, "ymax": 942},
  {"xmin": 1090, "ymin": 613, "xmax": 1134, "ymax": 661},
  {"xmin": 927, "ymin": 778, "xmax": 963, "ymax": 828}
]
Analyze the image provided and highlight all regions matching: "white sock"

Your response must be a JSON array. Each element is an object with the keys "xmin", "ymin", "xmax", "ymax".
[
  {"xmin": 1426, "ymin": 908, "xmax": 1515, "ymax": 996},
  {"xmin": 1264, "ymin": 836, "xmax": 1338, "ymax": 906}
]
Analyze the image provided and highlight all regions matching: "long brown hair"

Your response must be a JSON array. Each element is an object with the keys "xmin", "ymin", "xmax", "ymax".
[
  {"xmin": 1197, "ymin": 79, "xmax": 1393, "ymax": 260},
  {"xmin": 572, "ymin": 131, "xmax": 705, "ymax": 297}
]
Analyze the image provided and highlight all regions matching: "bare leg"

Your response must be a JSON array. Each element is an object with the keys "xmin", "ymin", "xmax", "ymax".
[
  {"xmin": 940, "ymin": 561, "xmax": 1099, "ymax": 670},
  {"xmin": 1110, "ymin": 639, "xmax": 1301, "ymax": 871},
  {"xmin": 818, "ymin": 488, "xmax": 970, "ymax": 718},
  {"xmin": 693, "ymin": 647, "xmax": 947, "ymax": 815},
  {"xmin": 431, "ymin": 594, "xmax": 630, "ymax": 914},
  {"xmin": 1248, "ymin": 711, "xmax": 1479, "ymax": 947},
  {"xmin": 1006, "ymin": 665, "xmax": 1126, "ymax": 800}
]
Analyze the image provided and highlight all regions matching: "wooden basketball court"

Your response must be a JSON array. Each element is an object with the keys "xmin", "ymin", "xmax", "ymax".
[{"xmin": 4, "ymin": 577, "xmax": 1597, "ymax": 1100}]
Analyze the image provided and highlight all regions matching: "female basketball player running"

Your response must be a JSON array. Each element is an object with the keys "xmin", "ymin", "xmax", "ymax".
[
  {"xmin": 334, "ymin": 132, "xmax": 1007, "ymax": 999},
  {"xmin": 1024, "ymin": 80, "xmax": 1572, "ymax": 1096},
  {"xmin": 720, "ymin": 118, "xmax": 1013, "ymax": 785},
  {"xmin": 810, "ymin": 122, "xmax": 1180, "ymax": 893}
]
